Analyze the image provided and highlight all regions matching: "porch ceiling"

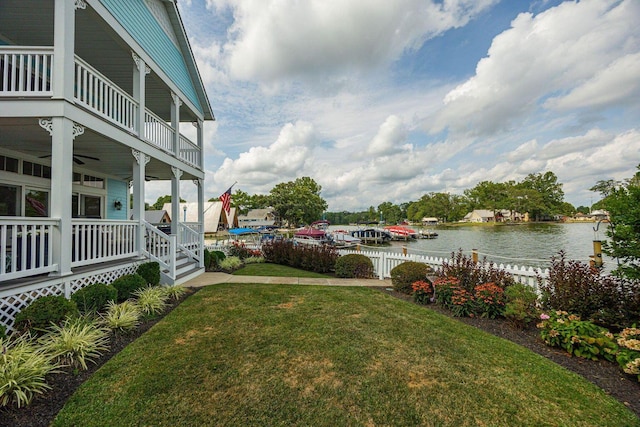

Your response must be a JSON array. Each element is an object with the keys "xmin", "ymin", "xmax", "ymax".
[
  {"xmin": 0, "ymin": 0, "xmax": 198, "ymax": 122},
  {"xmin": 0, "ymin": 117, "xmax": 196, "ymax": 182}
]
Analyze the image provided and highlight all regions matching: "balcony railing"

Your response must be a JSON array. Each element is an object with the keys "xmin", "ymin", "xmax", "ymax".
[
  {"xmin": 0, "ymin": 46, "xmax": 53, "ymax": 96},
  {"xmin": 1, "ymin": 47, "xmax": 201, "ymax": 169}
]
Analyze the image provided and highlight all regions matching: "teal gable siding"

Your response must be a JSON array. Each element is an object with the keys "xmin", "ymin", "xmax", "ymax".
[
  {"xmin": 99, "ymin": 0, "xmax": 203, "ymax": 114},
  {"xmin": 106, "ymin": 179, "xmax": 128, "ymax": 220}
]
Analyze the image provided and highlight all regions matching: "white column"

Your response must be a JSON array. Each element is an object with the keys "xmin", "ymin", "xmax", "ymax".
[
  {"xmin": 171, "ymin": 166, "xmax": 183, "ymax": 235},
  {"xmin": 196, "ymin": 119, "xmax": 203, "ymax": 168},
  {"xmin": 40, "ymin": 117, "xmax": 81, "ymax": 277},
  {"xmin": 171, "ymin": 93, "xmax": 182, "ymax": 156},
  {"xmin": 132, "ymin": 52, "xmax": 149, "ymax": 138},
  {"xmin": 131, "ymin": 149, "xmax": 149, "ymax": 255},
  {"xmin": 53, "ymin": 0, "xmax": 77, "ymax": 101},
  {"xmin": 195, "ymin": 178, "xmax": 204, "ymax": 268}
]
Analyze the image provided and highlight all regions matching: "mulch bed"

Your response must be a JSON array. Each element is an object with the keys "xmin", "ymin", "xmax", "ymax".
[
  {"xmin": 2, "ymin": 285, "xmax": 639, "ymax": 425},
  {"xmin": 374, "ymin": 287, "xmax": 640, "ymax": 418}
]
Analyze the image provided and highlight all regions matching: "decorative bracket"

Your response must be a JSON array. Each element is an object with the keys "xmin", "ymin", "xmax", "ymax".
[
  {"xmin": 38, "ymin": 118, "xmax": 84, "ymax": 139},
  {"xmin": 131, "ymin": 51, "xmax": 151, "ymax": 74},
  {"xmin": 131, "ymin": 149, "xmax": 150, "ymax": 166},
  {"xmin": 75, "ymin": 0, "xmax": 87, "ymax": 10},
  {"xmin": 171, "ymin": 92, "xmax": 183, "ymax": 107},
  {"xmin": 172, "ymin": 166, "xmax": 183, "ymax": 180},
  {"xmin": 193, "ymin": 179, "xmax": 202, "ymax": 187}
]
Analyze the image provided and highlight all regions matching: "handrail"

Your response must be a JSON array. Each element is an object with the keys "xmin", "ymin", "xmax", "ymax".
[
  {"xmin": 0, "ymin": 46, "xmax": 53, "ymax": 96},
  {"xmin": 143, "ymin": 221, "xmax": 176, "ymax": 280},
  {"xmin": 70, "ymin": 219, "xmax": 137, "ymax": 267},
  {"xmin": 178, "ymin": 222, "xmax": 201, "ymax": 262},
  {"xmin": 144, "ymin": 109, "xmax": 175, "ymax": 153}
]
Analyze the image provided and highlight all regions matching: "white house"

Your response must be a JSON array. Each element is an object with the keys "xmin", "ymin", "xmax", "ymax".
[
  {"xmin": 238, "ymin": 208, "xmax": 277, "ymax": 229},
  {"xmin": 0, "ymin": 0, "xmax": 214, "ymax": 330},
  {"xmin": 463, "ymin": 210, "xmax": 496, "ymax": 223}
]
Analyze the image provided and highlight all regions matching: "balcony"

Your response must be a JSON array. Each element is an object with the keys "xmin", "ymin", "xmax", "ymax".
[{"xmin": 0, "ymin": 46, "xmax": 201, "ymax": 169}]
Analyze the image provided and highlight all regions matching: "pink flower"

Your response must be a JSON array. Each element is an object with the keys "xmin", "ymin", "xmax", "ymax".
[{"xmin": 540, "ymin": 313, "xmax": 550, "ymax": 320}]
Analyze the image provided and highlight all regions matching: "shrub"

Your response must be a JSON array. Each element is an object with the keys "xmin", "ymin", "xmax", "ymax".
[
  {"xmin": 38, "ymin": 316, "xmax": 110, "ymax": 371},
  {"xmin": 71, "ymin": 283, "xmax": 118, "ymax": 314},
  {"xmin": 412, "ymin": 280, "xmax": 434, "ymax": 305},
  {"xmin": 13, "ymin": 296, "xmax": 79, "ymax": 336},
  {"xmin": 390, "ymin": 262, "xmax": 433, "ymax": 294},
  {"xmin": 101, "ymin": 300, "xmax": 141, "ymax": 333},
  {"xmin": 133, "ymin": 286, "xmax": 169, "ymax": 316},
  {"xmin": 537, "ymin": 311, "xmax": 617, "ymax": 362},
  {"xmin": 204, "ymin": 250, "xmax": 227, "ymax": 271},
  {"xmin": 433, "ymin": 276, "xmax": 461, "ymax": 308},
  {"xmin": 111, "ymin": 274, "xmax": 147, "ymax": 302},
  {"xmin": 0, "ymin": 334, "xmax": 59, "ymax": 408},
  {"xmin": 538, "ymin": 251, "xmax": 639, "ymax": 329},
  {"xmin": 335, "ymin": 254, "xmax": 374, "ymax": 278},
  {"xmin": 616, "ymin": 327, "xmax": 640, "ymax": 381},
  {"xmin": 261, "ymin": 240, "xmax": 338, "ymax": 273},
  {"xmin": 243, "ymin": 256, "xmax": 265, "ymax": 264},
  {"xmin": 137, "ymin": 262, "xmax": 161, "ymax": 286},
  {"xmin": 503, "ymin": 283, "xmax": 540, "ymax": 329},
  {"xmin": 450, "ymin": 288, "xmax": 475, "ymax": 317},
  {"xmin": 441, "ymin": 250, "xmax": 515, "ymax": 292},
  {"xmin": 219, "ymin": 256, "xmax": 243, "ymax": 272},
  {"xmin": 474, "ymin": 282, "xmax": 506, "ymax": 319},
  {"xmin": 228, "ymin": 242, "xmax": 260, "ymax": 260}
]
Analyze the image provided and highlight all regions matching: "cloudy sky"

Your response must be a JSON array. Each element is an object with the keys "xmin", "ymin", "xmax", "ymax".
[{"xmin": 163, "ymin": 0, "xmax": 640, "ymax": 211}]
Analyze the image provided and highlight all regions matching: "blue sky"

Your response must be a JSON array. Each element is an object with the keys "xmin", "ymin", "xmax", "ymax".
[{"xmin": 161, "ymin": 0, "xmax": 640, "ymax": 211}]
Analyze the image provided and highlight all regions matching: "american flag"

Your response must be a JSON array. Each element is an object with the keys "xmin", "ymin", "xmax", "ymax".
[{"xmin": 219, "ymin": 187, "xmax": 232, "ymax": 215}]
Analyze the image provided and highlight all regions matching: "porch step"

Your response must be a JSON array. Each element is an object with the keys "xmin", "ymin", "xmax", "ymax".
[{"xmin": 160, "ymin": 253, "xmax": 202, "ymax": 285}]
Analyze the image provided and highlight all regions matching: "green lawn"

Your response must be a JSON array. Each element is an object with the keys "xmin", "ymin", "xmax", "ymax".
[
  {"xmin": 233, "ymin": 262, "xmax": 332, "ymax": 278},
  {"xmin": 54, "ymin": 284, "xmax": 640, "ymax": 427}
]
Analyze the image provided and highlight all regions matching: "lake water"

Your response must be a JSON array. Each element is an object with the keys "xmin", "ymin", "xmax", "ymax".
[{"xmin": 331, "ymin": 222, "xmax": 614, "ymax": 270}]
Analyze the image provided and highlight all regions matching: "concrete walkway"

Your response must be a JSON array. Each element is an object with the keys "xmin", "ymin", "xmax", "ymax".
[{"xmin": 181, "ymin": 272, "xmax": 393, "ymax": 288}]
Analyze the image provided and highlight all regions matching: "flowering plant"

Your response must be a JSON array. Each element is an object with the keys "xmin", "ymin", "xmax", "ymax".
[
  {"xmin": 433, "ymin": 277, "xmax": 461, "ymax": 308},
  {"xmin": 450, "ymin": 288, "xmax": 475, "ymax": 317},
  {"xmin": 411, "ymin": 280, "xmax": 434, "ymax": 305},
  {"xmin": 537, "ymin": 311, "xmax": 617, "ymax": 362},
  {"xmin": 616, "ymin": 327, "xmax": 640, "ymax": 381},
  {"xmin": 473, "ymin": 282, "xmax": 506, "ymax": 319}
]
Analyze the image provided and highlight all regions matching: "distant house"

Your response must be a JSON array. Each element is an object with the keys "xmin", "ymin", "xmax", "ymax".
[
  {"xmin": 463, "ymin": 210, "xmax": 496, "ymax": 223},
  {"xmin": 590, "ymin": 209, "xmax": 610, "ymax": 221},
  {"xmin": 133, "ymin": 210, "xmax": 171, "ymax": 224},
  {"xmin": 238, "ymin": 208, "xmax": 277, "ymax": 229},
  {"xmin": 422, "ymin": 217, "xmax": 439, "ymax": 226}
]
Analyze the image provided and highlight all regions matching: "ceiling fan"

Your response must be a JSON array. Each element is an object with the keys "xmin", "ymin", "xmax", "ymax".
[{"xmin": 39, "ymin": 153, "xmax": 100, "ymax": 165}]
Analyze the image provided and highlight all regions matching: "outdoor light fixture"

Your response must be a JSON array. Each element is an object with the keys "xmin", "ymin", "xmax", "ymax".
[{"xmin": 114, "ymin": 200, "xmax": 123, "ymax": 210}]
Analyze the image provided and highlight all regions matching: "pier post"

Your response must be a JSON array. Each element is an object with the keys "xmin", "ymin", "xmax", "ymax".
[
  {"xmin": 402, "ymin": 246, "xmax": 407, "ymax": 256},
  {"xmin": 472, "ymin": 249, "xmax": 478, "ymax": 264},
  {"xmin": 592, "ymin": 240, "xmax": 603, "ymax": 269}
]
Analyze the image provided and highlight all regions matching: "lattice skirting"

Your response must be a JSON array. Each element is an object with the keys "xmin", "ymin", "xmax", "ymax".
[{"xmin": 0, "ymin": 261, "xmax": 142, "ymax": 332}]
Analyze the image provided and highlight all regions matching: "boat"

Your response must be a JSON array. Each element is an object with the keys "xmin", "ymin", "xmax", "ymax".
[
  {"xmin": 351, "ymin": 228, "xmax": 392, "ymax": 244},
  {"xmin": 384, "ymin": 225, "xmax": 418, "ymax": 240},
  {"xmin": 293, "ymin": 227, "xmax": 333, "ymax": 246},
  {"xmin": 419, "ymin": 229, "xmax": 438, "ymax": 239},
  {"xmin": 328, "ymin": 230, "xmax": 362, "ymax": 248}
]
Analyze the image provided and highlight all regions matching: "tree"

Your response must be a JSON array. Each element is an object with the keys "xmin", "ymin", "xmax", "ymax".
[
  {"xmin": 268, "ymin": 177, "xmax": 327, "ymax": 226},
  {"xmin": 378, "ymin": 202, "xmax": 402, "ymax": 224},
  {"xmin": 152, "ymin": 195, "xmax": 185, "ymax": 211},
  {"xmin": 518, "ymin": 172, "xmax": 564, "ymax": 220},
  {"xmin": 592, "ymin": 165, "xmax": 640, "ymax": 280}
]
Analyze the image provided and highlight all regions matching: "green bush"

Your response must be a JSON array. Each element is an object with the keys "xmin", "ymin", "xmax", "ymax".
[
  {"xmin": 0, "ymin": 334, "xmax": 59, "ymax": 408},
  {"xmin": 71, "ymin": 283, "xmax": 118, "ymax": 314},
  {"xmin": 219, "ymin": 256, "xmax": 243, "ymax": 272},
  {"xmin": 161, "ymin": 284, "xmax": 188, "ymax": 301},
  {"xmin": 261, "ymin": 241, "xmax": 338, "ymax": 273},
  {"xmin": 390, "ymin": 262, "xmax": 433, "ymax": 294},
  {"xmin": 136, "ymin": 262, "xmax": 160, "ymax": 286},
  {"xmin": 13, "ymin": 296, "xmax": 79, "ymax": 336},
  {"xmin": 504, "ymin": 283, "xmax": 540, "ymax": 329},
  {"xmin": 204, "ymin": 250, "xmax": 227, "ymax": 271},
  {"xmin": 335, "ymin": 254, "xmax": 374, "ymax": 278},
  {"xmin": 111, "ymin": 274, "xmax": 147, "ymax": 302}
]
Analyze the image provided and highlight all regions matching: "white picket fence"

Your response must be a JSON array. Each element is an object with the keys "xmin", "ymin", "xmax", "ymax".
[{"xmin": 337, "ymin": 248, "xmax": 548, "ymax": 291}]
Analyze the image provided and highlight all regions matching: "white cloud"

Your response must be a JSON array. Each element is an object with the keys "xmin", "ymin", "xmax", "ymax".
[
  {"xmin": 366, "ymin": 115, "xmax": 408, "ymax": 156},
  {"xmin": 212, "ymin": 0, "xmax": 498, "ymax": 82},
  {"xmin": 428, "ymin": 0, "xmax": 640, "ymax": 137}
]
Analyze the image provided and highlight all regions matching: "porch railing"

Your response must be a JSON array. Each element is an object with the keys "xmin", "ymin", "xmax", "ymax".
[
  {"xmin": 1, "ymin": 217, "xmax": 58, "ymax": 281},
  {"xmin": 179, "ymin": 135, "xmax": 201, "ymax": 168},
  {"xmin": 0, "ymin": 46, "xmax": 53, "ymax": 96},
  {"xmin": 143, "ymin": 221, "xmax": 176, "ymax": 280},
  {"xmin": 144, "ymin": 110, "xmax": 174, "ymax": 153},
  {"xmin": 71, "ymin": 220, "xmax": 138, "ymax": 268}
]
